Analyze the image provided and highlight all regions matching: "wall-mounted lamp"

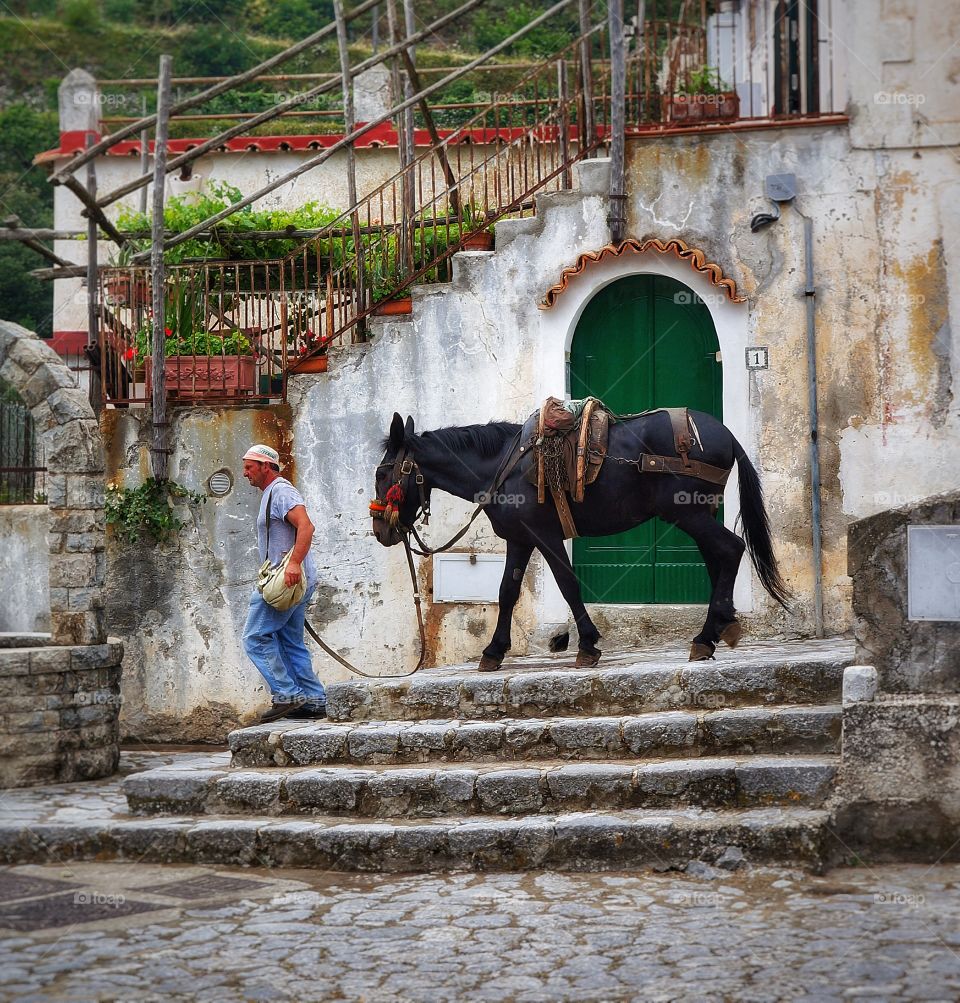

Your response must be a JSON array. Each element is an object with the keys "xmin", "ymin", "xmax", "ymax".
[{"xmin": 750, "ymin": 173, "xmax": 797, "ymax": 232}]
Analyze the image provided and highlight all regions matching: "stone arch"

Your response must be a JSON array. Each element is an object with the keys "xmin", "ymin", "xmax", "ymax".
[{"xmin": 0, "ymin": 320, "xmax": 106, "ymax": 645}]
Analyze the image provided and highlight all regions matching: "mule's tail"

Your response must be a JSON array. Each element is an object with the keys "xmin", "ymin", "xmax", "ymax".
[{"xmin": 733, "ymin": 439, "xmax": 792, "ymax": 609}]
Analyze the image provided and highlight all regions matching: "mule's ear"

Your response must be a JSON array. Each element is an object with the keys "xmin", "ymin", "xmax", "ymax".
[
  {"xmin": 404, "ymin": 415, "xmax": 415, "ymax": 436},
  {"xmin": 389, "ymin": 412, "xmax": 405, "ymax": 449}
]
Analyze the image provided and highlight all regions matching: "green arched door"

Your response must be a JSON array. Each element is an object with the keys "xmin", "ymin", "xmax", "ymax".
[{"xmin": 570, "ymin": 274, "xmax": 722, "ymax": 603}]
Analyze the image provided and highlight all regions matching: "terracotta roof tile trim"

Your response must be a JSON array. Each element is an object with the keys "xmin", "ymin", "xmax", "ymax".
[{"xmin": 538, "ymin": 238, "xmax": 746, "ymax": 309}]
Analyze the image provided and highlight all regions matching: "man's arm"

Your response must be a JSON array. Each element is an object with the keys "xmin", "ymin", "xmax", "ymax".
[{"xmin": 284, "ymin": 504, "xmax": 315, "ymax": 587}]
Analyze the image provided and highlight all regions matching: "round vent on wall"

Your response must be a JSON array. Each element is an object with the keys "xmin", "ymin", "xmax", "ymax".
[{"xmin": 208, "ymin": 469, "xmax": 233, "ymax": 497}]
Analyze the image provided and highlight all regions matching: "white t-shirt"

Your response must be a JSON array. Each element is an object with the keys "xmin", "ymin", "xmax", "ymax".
[{"xmin": 256, "ymin": 477, "xmax": 317, "ymax": 589}]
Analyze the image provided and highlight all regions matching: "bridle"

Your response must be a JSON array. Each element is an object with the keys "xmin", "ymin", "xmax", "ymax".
[
  {"xmin": 334, "ymin": 428, "xmax": 524, "ymax": 680},
  {"xmin": 370, "ymin": 428, "xmax": 525, "ymax": 557},
  {"xmin": 369, "ymin": 447, "xmax": 431, "ymax": 535}
]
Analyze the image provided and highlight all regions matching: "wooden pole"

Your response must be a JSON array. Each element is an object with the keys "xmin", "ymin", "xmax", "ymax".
[
  {"xmin": 84, "ymin": 135, "xmax": 102, "ymax": 415},
  {"xmin": 96, "ymin": 0, "xmax": 486, "ymax": 211},
  {"xmin": 402, "ymin": 0, "xmax": 417, "ymax": 221},
  {"xmin": 139, "ymin": 94, "xmax": 149, "ymax": 215},
  {"xmin": 557, "ymin": 58, "xmax": 571, "ymax": 189},
  {"xmin": 133, "ymin": 0, "xmax": 577, "ymax": 262},
  {"xmin": 0, "ymin": 216, "xmax": 73, "ymax": 267},
  {"xmin": 386, "ymin": 0, "xmax": 412, "ymax": 271},
  {"xmin": 150, "ymin": 55, "xmax": 173, "ymax": 484},
  {"xmin": 607, "ymin": 0, "xmax": 627, "ymax": 243},
  {"xmin": 397, "ymin": 47, "xmax": 461, "ymax": 217},
  {"xmin": 578, "ymin": 0, "xmax": 595, "ymax": 154},
  {"xmin": 334, "ymin": 0, "xmax": 366, "ymax": 334}
]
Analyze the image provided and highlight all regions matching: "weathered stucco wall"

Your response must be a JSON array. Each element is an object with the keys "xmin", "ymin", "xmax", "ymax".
[
  {"xmin": 101, "ymin": 406, "xmax": 306, "ymax": 741},
  {"xmin": 621, "ymin": 125, "xmax": 958, "ymax": 637},
  {"xmin": 0, "ymin": 506, "xmax": 49, "ymax": 633}
]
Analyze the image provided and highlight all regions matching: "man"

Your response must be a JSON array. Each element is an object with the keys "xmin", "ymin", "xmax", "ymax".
[{"xmin": 241, "ymin": 443, "xmax": 327, "ymax": 723}]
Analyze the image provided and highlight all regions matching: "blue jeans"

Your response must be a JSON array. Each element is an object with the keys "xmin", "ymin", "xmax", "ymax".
[{"xmin": 242, "ymin": 586, "xmax": 326, "ymax": 708}]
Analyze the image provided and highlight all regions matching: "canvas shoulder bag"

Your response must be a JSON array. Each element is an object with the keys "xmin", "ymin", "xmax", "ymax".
[{"xmin": 256, "ymin": 483, "xmax": 307, "ymax": 611}]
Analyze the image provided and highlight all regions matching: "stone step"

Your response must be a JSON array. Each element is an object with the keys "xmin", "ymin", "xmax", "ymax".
[
  {"xmin": 0, "ymin": 805, "xmax": 833, "ymax": 873},
  {"xmin": 229, "ymin": 705, "xmax": 842, "ymax": 768},
  {"xmin": 122, "ymin": 753, "xmax": 838, "ymax": 819},
  {"xmin": 325, "ymin": 643, "xmax": 849, "ymax": 723}
]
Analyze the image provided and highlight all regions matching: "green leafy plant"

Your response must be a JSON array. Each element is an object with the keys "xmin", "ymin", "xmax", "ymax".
[
  {"xmin": 105, "ymin": 479, "xmax": 205, "ymax": 545},
  {"xmin": 134, "ymin": 325, "xmax": 252, "ymax": 363},
  {"xmin": 116, "ymin": 181, "xmax": 340, "ymax": 264},
  {"xmin": 682, "ymin": 66, "xmax": 728, "ymax": 95}
]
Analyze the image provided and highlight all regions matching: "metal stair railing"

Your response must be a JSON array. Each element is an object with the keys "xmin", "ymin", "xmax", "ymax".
[{"xmin": 281, "ymin": 26, "xmax": 609, "ymax": 363}]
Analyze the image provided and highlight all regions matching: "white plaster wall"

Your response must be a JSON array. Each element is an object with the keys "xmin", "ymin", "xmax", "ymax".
[{"xmin": 0, "ymin": 506, "xmax": 50, "ymax": 633}]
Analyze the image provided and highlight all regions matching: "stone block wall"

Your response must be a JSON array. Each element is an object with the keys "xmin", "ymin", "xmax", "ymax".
[
  {"xmin": 848, "ymin": 491, "xmax": 960, "ymax": 693},
  {"xmin": 0, "ymin": 319, "xmax": 121, "ymax": 786},
  {"xmin": 0, "ymin": 322, "xmax": 107, "ymax": 647},
  {"xmin": 0, "ymin": 634, "xmax": 123, "ymax": 788},
  {"xmin": 834, "ymin": 490, "xmax": 960, "ymax": 861}
]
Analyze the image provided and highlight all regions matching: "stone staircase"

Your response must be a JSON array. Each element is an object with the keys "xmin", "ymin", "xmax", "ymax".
[{"xmin": 113, "ymin": 638, "xmax": 852, "ymax": 872}]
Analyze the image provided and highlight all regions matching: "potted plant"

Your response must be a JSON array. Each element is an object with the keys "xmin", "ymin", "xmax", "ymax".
[
  {"xmin": 664, "ymin": 66, "xmax": 739, "ymax": 125},
  {"xmin": 138, "ymin": 282, "xmax": 255, "ymax": 398},
  {"xmin": 103, "ymin": 245, "xmax": 150, "ymax": 307},
  {"xmin": 461, "ymin": 202, "xmax": 495, "ymax": 251}
]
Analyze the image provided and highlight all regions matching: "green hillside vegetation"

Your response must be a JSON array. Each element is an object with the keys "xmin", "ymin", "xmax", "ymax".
[{"xmin": 0, "ymin": 0, "xmax": 582, "ymax": 334}]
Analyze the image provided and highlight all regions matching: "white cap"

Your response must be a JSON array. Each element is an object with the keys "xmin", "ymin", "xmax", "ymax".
[{"xmin": 242, "ymin": 444, "xmax": 282, "ymax": 468}]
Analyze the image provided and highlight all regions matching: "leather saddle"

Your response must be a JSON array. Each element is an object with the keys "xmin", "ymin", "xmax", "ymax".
[
  {"xmin": 521, "ymin": 396, "xmax": 609, "ymax": 539},
  {"xmin": 520, "ymin": 398, "xmax": 730, "ymax": 540}
]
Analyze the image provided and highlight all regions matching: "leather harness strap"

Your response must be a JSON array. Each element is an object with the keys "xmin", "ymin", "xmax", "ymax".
[
  {"xmin": 639, "ymin": 453, "xmax": 731, "ymax": 485},
  {"xmin": 550, "ymin": 482, "xmax": 579, "ymax": 539}
]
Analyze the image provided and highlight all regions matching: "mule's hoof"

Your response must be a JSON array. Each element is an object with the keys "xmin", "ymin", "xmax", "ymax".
[
  {"xmin": 689, "ymin": 642, "xmax": 716, "ymax": 661},
  {"xmin": 719, "ymin": 621, "xmax": 743, "ymax": 648},
  {"xmin": 575, "ymin": 649, "xmax": 602, "ymax": 668},
  {"xmin": 478, "ymin": 655, "xmax": 503, "ymax": 672}
]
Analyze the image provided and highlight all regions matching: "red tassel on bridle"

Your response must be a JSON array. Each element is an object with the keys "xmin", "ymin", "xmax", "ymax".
[{"xmin": 384, "ymin": 482, "xmax": 405, "ymax": 528}]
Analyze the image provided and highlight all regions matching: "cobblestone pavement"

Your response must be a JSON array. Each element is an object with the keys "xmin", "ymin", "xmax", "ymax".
[{"xmin": 1, "ymin": 858, "xmax": 959, "ymax": 1002}]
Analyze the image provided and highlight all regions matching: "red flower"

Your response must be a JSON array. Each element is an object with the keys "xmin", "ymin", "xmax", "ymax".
[
  {"xmin": 164, "ymin": 327, "xmax": 173, "ymax": 337},
  {"xmin": 124, "ymin": 348, "xmax": 136, "ymax": 360}
]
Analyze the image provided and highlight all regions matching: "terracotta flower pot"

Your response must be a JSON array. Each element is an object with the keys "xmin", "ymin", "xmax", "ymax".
[
  {"xmin": 664, "ymin": 92, "xmax": 739, "ymax": 125},
  {"xmin": 288, "ymin": 355, "xmax": 329, "ymax": 374},
  {"xmin": 373, "ymin": 297, "xmax": 413, "ymax": 317},
  {"xmin": 463, "ymin": 231, "xmax": 495, "ymax": 251},
  {"xmin": 104, "ymin": 274, "xmax": 150, "ymax": 307},
  {"xmin": 145, "ymin": 355, "xmax": 256, "ymax": 398}
]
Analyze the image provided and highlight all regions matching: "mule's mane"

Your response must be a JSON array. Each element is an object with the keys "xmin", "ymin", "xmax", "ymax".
[{"xmin": 412, "ymin": 421, "xmax": 520, "ymax": 459}]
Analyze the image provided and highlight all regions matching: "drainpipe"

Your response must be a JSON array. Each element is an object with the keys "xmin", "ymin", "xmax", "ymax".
[
  {"xmin": 798, "ymin": 210, "xmax": 825, "ymax": 638},
  {"xmin": 751, "ymin": 175, "xmax": 824, "ymax": 638}
]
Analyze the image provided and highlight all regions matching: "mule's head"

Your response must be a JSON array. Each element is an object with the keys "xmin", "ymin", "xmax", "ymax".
[{"xmin": 371, "ymin": 413, "xmax": 426, "ymax": 547}]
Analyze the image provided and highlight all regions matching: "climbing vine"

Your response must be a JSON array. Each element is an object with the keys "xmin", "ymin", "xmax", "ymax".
[{"xmin": 105, "ymin": 478, "xmax": 206, "ymax": 544}]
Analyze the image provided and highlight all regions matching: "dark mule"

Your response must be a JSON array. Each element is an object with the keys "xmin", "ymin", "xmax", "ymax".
[{"xmin": 371, "ymin": 411, "xmax": 790, "ymax": 668}]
